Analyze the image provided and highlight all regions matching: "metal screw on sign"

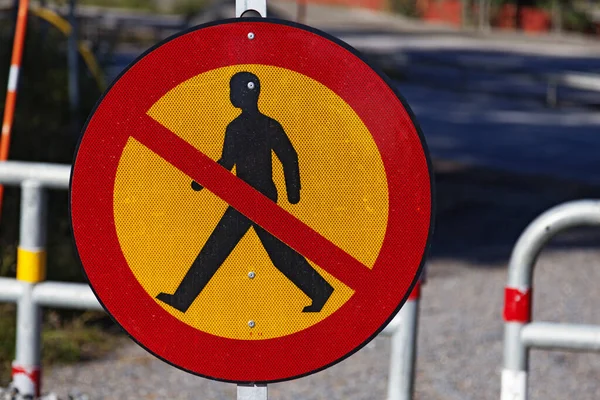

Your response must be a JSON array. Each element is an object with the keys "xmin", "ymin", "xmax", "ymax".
[
  {"xmin": 248, "ymin": 32, "xmax": 255, "ymax": 40},
  {"xmin": 248, "ymin": 271, "xmax": 256, "ymax": 279},
  {"xmin": 248, "ymin": 320, "xmax": 256, "ymax": 328}
]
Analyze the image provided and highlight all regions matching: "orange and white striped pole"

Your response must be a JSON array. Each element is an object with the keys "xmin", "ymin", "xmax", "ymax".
[{"xmin": 0, "ymin": 0, "xmax": 30, "ymax": 217}]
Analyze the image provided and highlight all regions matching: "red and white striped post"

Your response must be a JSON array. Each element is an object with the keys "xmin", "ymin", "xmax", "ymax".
[
  {"xmin": 501, "ymin": 201, "xmax": 600, "ymax": 400},
  {"xmin": 501, "ymin": 285, "xmax": 531, "ymax": 400}
]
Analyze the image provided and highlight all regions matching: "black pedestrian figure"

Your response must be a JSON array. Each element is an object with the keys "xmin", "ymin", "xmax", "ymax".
[{"xmin": 156, "ymin": 72, "xmax": 334, "ymax": 313}]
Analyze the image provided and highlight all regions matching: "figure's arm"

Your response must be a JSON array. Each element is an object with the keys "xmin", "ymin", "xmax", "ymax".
[
  {"xmin": 192, "ymin": 127, "xmax": 235, "ymax": 191},
  {"xmin": 271, "ymin": 122, "xmax": 301, "ymax": 204}
]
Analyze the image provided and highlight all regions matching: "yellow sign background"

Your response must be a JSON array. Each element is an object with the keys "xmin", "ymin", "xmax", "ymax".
[{"xmin": 114, "ymin": 64, "xmax": 389, "ymax": 340}]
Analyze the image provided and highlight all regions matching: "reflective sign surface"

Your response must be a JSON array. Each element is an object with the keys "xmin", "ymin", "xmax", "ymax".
[{"xmin": 70, "ymin": 18, "xmax": 433, "ymax": 383}]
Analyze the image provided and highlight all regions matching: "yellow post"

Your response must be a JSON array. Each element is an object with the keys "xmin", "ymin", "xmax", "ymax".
[{"xmin": 15, "ymin": 181, "xmax": 47, "ymax": 283}]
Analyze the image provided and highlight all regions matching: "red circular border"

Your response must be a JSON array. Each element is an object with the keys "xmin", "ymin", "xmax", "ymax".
[{"xmin": 70, "ymin": 19, "xmax": 433, "ymax": 383}]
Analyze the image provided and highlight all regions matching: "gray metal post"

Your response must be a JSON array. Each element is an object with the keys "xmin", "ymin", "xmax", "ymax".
[
  {"xmin": 387, "ymin": 295, "xmax": 419, "ymax": 400},
  {"xmin": 18, "ymin": 182, "xmax": 47, "ymax": 267},
  {"xmin": 297, "ymin": 0, "xmax": 306, "ymax": 23},
  {"xmin": 460, "ymin": 0, "xmax": 468, "ymax": 28},
  {"xmin": 502, "ymin": 322, "xmax": 528, "ymax": 400},
  {"xmin": 12, "ymin": 181, "xmax": 47, "ymax": 397},
  {"xmin": 477, "ymin": 0, "xmax": 491, "ymax": 31},
  {"xmin": 501, "ymin": 200, "xmax": 600, "ymax": 400},
  {"xmin": 235, "ymin": 1, "xmax": 267, "ymax": 397},
  {"xmin": 237, "ymin": 385, "xmax": 268, "ymax": 400},
  {"xmin": 478, "ymin": 0, "xmax": 485, "ymax": 31},
  {"xmin": 551, "ymin": 0, "xmax": 563, "ymax": 35},
  {"xmin": 236, "ymin": 0, "xmax": 266, "ymax": 17},
  {"xmin": 13, "ymin": 284, "xmax": 42, "ymax": 397},
  {"xmin": 68, "ymin": 0, "xmax": 80, "ymax": 136}
]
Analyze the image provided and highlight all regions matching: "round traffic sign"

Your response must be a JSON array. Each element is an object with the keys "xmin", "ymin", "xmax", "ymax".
[{"xmin": 70, "ymin": 18, "xmax": 433, "ymax": 383}]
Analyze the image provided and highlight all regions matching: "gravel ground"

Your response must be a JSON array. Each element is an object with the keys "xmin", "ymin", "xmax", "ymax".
[
  {"xmin": 38, "ymin": 164, "xmax": 600, "ymax": 400},
  {"xmin": 40, "ymin": 250, "xmax": 600, "ymax": 400}
]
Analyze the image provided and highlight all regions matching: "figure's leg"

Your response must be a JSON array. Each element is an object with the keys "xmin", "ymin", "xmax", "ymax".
[
  {"xmin": 254, "ymin": 226, "xmax": 334, "ymax": 312},
  {"xmin": 156, "ymin": 207, "xmax": 252, "ymax": 312}
]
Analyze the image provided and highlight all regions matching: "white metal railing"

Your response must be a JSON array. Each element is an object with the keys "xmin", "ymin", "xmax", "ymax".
[
  {"xmin": 0, "ymin": 160, "xmax": 422, "ymax": 400},
  {"xmin": 0, "ymin": 161, "xmax": 99, "ymax": 398},
  {"xmin": 501, "ymin": 200, "xmax": 600, "ymax": 400}
]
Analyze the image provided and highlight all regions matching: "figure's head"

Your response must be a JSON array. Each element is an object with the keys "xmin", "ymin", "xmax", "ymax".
[{"xmin": 229, "ymin": 72, "xmax": 260, "ymax": 109}]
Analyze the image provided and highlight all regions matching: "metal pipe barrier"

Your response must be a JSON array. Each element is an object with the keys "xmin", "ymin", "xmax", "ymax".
[
  {"xmin": 501, "ymin": 200, "xmax": 600, "ymax": 400},
  {"xmin": 382, "ymin": 281, "xmax": 422, "ymax": 400},
  {"xmin": 0, "ymin": 161, "xmax": 422, "ymax": 399},
  {"xmin": 0, "ymin": 161, "xmax": 101, "ymax": 397},
  {"xmin": 0, "ymin": 161, "xmax": 70, "ymax": 188}
]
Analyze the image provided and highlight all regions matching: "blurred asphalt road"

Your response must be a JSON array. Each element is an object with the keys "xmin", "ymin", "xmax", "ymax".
[{"xmin": 106, "ymin": 0, "xmax": 600, "ymax": 185}]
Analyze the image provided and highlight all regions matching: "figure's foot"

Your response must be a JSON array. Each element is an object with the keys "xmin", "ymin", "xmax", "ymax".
[
  {"xmin": 302, "ymin": 283, "xmax": 334, "ymax": 313},
  {"xmin": 156, "ymin": 292, "xmax": 193, "ymax": 313}
]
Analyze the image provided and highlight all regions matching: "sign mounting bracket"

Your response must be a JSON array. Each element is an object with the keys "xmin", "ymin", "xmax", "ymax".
[
  {"xmin": 236, "ymin": 0, "xmax": 267, "ymax": 17},
  {"xmin": 237, "ymin": 384, "xmax": 268, "ymax": 400}
]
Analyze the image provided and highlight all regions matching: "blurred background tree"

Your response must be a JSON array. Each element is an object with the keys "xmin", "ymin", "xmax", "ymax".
[
  {"xmin": 0, "ymin": 14, "xmax": 102, "ymax": 283},
  {"xmin": 390, "ymin": 0, "xmax": 421, "ymax": 17},
  {"xmin": 0, "ymin": 10, "xmax": 116, "ymax": 381}
]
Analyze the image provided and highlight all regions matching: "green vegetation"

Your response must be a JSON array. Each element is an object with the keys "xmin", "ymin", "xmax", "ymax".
[
  {"xmin": 0, "ymin": 306, "xmax": 16, "ymax": 382},
  {"xmin": 389, "ymin": 0, "xmax": 421, "ymax": 18},
  {"xmin": 0, "ymin": 16, "xmax": 99, "ymax": 284},
  {"xmin": 41, "ymin": 311, "xmax": 123, "ymax": 366},
  {"xmin": 73, "ymin": 0, "xmax": 209, "ymax": 14},
  {"xmin": 560, "ymin": 5, "xmax": 596, "ymax": 33},
  {"xmin": 0, "ymin": 305, "xmax": 122, "ymax": 382},
  {"xmin": 172, "ymin": 0, "xmax": 210, "ymax": 17},
  {"xmin": 74, "ymin": 0, "xmax": 158, "ymax": 12}
]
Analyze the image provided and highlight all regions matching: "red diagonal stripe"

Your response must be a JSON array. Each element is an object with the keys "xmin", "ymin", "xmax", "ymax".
[{"xmin": 131, "ymin": 114, "xmax": 372, "ymax": 290}]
